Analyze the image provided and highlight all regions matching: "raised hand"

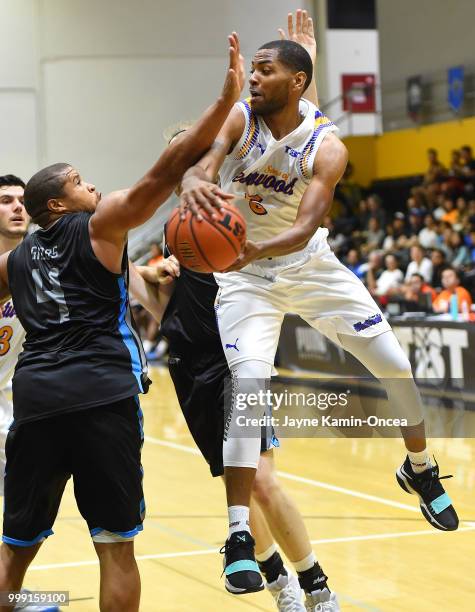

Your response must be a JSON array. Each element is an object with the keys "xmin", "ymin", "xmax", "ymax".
[
  {"xmin": 278, "ymin": 9, "xmax": 317, "ymax": 62},
  {"xmin": 221, "ymin": 32, "xmax": 245, "ymax": 105}
]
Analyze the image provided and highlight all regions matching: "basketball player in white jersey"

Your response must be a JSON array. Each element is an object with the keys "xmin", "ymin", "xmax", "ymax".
[
  {"xmin": 0, "ymin": 176, "xmax": 29, "ymax": 493},
  {"xmin": 179, "ymin": 32, "xmax": 458, "ymax": 610}
]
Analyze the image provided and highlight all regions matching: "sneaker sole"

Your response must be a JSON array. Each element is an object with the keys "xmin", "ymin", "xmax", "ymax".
[
  {"xmin": 225, "ymin": 578, "xmax": 264, "ymax": 595},
  {"xmin": 396, "ymin": 466, "xmax": 453, "ymax": 531}
]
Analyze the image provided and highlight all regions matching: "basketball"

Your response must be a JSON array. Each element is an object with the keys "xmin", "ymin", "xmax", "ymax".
[{"xmin": 165, "ymin": 202, "xmax": 247, "ymax": 273}]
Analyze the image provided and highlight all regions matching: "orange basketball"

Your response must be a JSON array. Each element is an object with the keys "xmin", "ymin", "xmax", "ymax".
[{"xmin": 165, "ymin": 202, "xmax": 247, "ymax": 273}]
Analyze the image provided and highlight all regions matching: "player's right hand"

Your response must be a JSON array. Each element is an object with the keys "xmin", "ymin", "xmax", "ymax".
[
  {"xmin": 179, "ymin": 177, "xmax": 234, "ymax": 221},
  {"xmin": 221, "ymin": 32, "xmax": 245, "ymax": 106}
]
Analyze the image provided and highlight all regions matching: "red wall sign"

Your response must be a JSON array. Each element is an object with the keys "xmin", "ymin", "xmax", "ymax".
[{"xmin": 341, "ymin": 74, "xmax": 376, "ymax": 113}]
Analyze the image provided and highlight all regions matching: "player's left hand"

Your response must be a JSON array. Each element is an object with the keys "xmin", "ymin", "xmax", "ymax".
[
  {"xmin": 223, "ymin": 240, "xmax": 263, "ymax": 272},
  {"xmin": 136, "ymin": 256, "xmax": 180, "ymax": 285},
  {"xmin": 279, "ymin": 9, "xmax": 317, "ymax": 62}
]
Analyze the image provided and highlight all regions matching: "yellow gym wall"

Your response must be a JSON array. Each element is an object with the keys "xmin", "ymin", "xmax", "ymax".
[{"xmin": 344, "ymin": 115, "xmax": 475, "ymax": 186}]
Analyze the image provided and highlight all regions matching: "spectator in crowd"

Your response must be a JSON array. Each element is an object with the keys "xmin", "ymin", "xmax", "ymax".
[
  {"xmin": 424, "ymin": 148, "xmax": 446, "ymax": 185},
  {"xmin": 368, "ymin": 253, "xmax": 404, "ymax": 297},
  {"xmin": 359, "ymin": 250, "xmax": 384, "ymax": 285},
  {"xmin": 450, "ymin": 231, "xmax": 472, "ymax": 268},
  {"xmin": 433, "ymin": 267, "xmax": 472, "ymax": 313},
  {"xmin": 432, "ymin": 194, "xmax": 446, "ymax": 220},
  {"xmin": 460, "ymin": 145, "xmax": 475, "ymax": 183},
  {"xmin": 455, "ymin": 196, "xmax": 469, "ymax": 229},
  {"xmin": 439, "ymin": 223, "xmax": 455, "ymax": 260},
  {"xmin": 356, "ymin": 199, "xmax": 371, "ymax": 230},
  {"xmin": 407, "ymin": 211, "xmax": 425, "ymax": 238},
  {"xmin": 148, "ymin": 242, "xmax": 164, "ymax": 266},
  {"xmin": 324, "ymin": 215, "xmax": 347, "ymax": 255},
  {"xmin": 345, "ymin": 248, "xmax": 364, "ymax": 279},
  {"xmin": 361, "ymin": 216, "xmax": 384, "ymax": 254},
  {"xmin": 405, "ymin": 244, "xmax": 433, "ymax": 283},
  {"xmin": 418, "ymin": 214, "xmax": 439, "ymax": 249},
  {"xmin": 441, "ymin": 197, "xmax": 459, "ymax": 225},
  {"xmin": 448, "ymin": 149, "xmax": 464, "ymax": 179},
  {"xmin": 430, "ymin": 248, "xmax": 447, "ymax": 290},
  {"xmin": 403, "ymin": 273, "xmax": 436, "ymax": 307},
  {"xmin": 367, "ymin": 193, "xmax": 386, "ymax": 228}
]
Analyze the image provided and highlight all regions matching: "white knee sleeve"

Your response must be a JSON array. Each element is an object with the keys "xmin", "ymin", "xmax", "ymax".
[
  {"xmin": 223, "ymin": 360, "xmax": 273, "ymax": 469},
  {"xmin": 339, "ymin": 331, "xmax": 424, "ymax": 426}
]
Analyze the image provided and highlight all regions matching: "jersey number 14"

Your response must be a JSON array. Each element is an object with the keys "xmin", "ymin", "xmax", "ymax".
[{"xmin": 32, "ymin": 268, "xmax": 70, "ymax": 323}]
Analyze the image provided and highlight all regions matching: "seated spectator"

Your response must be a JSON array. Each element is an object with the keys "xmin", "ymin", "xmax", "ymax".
[
  {"xmin": 392, "ymin": 213, "xmax": 411, "ymax": 250},
  {"xmin": 439, "ymin": 224, "xmax": 455, "ymax": 260},
  {"xmin": 148, "ymin": 242, "xmax": 164, "ymax": 266},
  {"xmin": 405, "ymin": 244, "xmax": 433, "ymax": 282},
  {"xmin": 430, "ymin": 248, "xmax": 447, "ymax": 290},
  {"xmin": 424, "ymin": 148, "xmax": 446, "ymax": 185},
  {"xmin": 361, "ymin": 217, "xmax": 384, "ymax": 254},
  {"xmin": 382, "ymin": 223, "xmax": 395, "ymax": 252},
  {"xmin": 369, "ymin": 253, "xmax": 404, "ymax": 297},
  {"xmin": 356, "ymin": 199, "xmax": 371, "ymax": 230},
  {"xmin": 448, "ymin": 149, "xmax": 464, "ymax": 179},
  {"xmin": 359, "ymin": 250, "xmax": 384, "ymax": 286},
  {"xmin": 418, "ymin": 214, "xmax": 439, "ymax": 249},
  {"xmin": 403, "ymin": 273, "xmax": 436, "ymax": 307},
  {"xmin": 460, "ymin": 145, "xmax": 475, "ymax": 184},
  {"xmin": 407, "ymin": 210, "xmax": 425, "ymax": 238},
  {"xmin": 324, "ymin": 215, "xmax": 347, "ymax": 255},
  {"xmin": 433, "ymin": 267, "xmax": 472, "ymax": 313},
  {"xmin": 433, "ymin": 194, "xmax": 446, "ymax": 220},
  {"xmin": 441, "ymin": 197, "xmax": 459, "ymax": 225},
  {"xmin": 367, "ymin": 194, "xmax": 386, "ymax": 228},
  {"xmin": 450, "ymin": 231, "xmax": 471, "ymax": 268},
  {"xmin": 345, "ymin": 248, "xmax": 364, "ymax": 279},
  {"xmin": 455, "ymin": 196, "xmax": 468, "ymax": 229}
]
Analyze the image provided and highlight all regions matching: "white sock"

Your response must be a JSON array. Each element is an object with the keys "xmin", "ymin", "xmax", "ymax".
[
  {"xmin": 255, "ymin": 543, "xmax": 277, "ymax": 563},
  {"xmin": 228, "ymin": 505, "xmax": 250, "ymax": 536},
  {"xmin": 293, "ymin": 551, "xmax": 316, "ymax": 573},
  {"xmin": 407, "ymin": 449, "xmax": 431, "ymax": 474}
]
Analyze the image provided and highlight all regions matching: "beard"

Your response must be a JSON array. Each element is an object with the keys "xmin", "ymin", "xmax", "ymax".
[{"xmin": 250, "ymin": 90, "xmax": 289, "ymax": 116}]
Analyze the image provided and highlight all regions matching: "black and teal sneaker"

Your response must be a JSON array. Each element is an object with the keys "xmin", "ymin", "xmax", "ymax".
[
  {"xmin": 396, "ymin": 456, "xmax": 458, "ymax": 531},
  {"xmin": 220, "ymin": 531, "xmax": 264, "ymax": 595}
]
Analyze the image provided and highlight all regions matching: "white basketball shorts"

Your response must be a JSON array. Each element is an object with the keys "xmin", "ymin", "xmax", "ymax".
[{"xmin": 214, "ymin": 228, "xmax": 392, "ymax": 369}]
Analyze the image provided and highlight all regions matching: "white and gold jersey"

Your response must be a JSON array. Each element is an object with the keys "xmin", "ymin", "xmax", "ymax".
[
  {"xmin": 0, "ymin": 300, "xmax": 25, "ymax": 390},
  {"xmin": 219, "ymin": 98, "xmax": 338, "ymax": 244}
]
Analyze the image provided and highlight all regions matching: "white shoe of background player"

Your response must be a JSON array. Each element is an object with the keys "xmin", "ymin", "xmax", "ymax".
[
  {"xmin": 305, "ymin": 587, "xmax": 340, "ymax": 611},
  {"xmin": 267, "ymin": 571, "xmax": 306, "ymax": 611}
]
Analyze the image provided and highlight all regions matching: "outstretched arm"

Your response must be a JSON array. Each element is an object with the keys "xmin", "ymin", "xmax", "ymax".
[
  {"xmin": 279, "ymin": 9, "xmax": 319, "ymax": 107},
  {"xmin": 90, "ymin": 33, "xmax": 245, "ymax": 273},
  {"xmin": 225, "ymin": 134, "xmax": 348, "ymax": 270}
]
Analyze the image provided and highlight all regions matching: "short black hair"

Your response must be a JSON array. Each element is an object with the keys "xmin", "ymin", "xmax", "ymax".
[
  {"xmin": 258, "ymin": 40, "xmax": 313, "ymax": 89},
  {"xmin": 24, "ymin": 163, "xmax": 71, "ymax": 225},
  {"xmin": 0, "ymin": 174, "xmax": 25, "ymax": 189}
]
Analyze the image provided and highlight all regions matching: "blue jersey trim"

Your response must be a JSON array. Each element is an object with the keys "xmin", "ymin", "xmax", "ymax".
[
  {"xmin": 90, "ymin": 524, "xmax": 144, "ymax": 539},
  {"xmin": 117, "ymin": 277, "xmax": 143, "ymax": 392},
  {"xmin": 2, "ymin": 528, "xmax": 54, "ymax": 547}
]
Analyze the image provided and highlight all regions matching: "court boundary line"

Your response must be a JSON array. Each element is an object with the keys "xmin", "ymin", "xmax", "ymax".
[{"xmin": 144, "ymin": 435, "xmax": 464, "ymax": 517}]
